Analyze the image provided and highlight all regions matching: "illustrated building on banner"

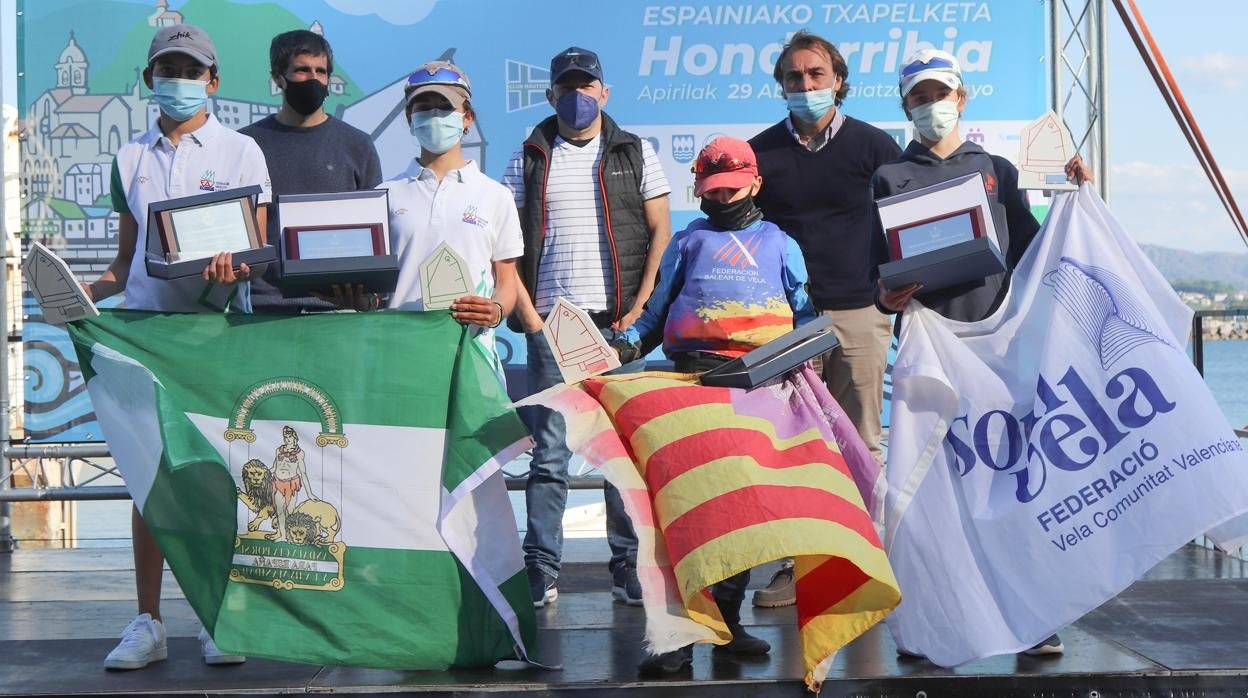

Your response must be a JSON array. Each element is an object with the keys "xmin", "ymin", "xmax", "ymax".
[{"xmin": 21, "ymin": 25, "xmax": 279, "ymax": 275}]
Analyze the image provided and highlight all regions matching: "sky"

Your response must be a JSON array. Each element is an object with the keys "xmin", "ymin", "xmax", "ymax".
[
  {"xmin": 1, "ymin": 0, "xmax": 1245, "ymax": 253},
  {"xmin": 1104, "ymin": 1, "xmax": 1247, "ymax": 253}
]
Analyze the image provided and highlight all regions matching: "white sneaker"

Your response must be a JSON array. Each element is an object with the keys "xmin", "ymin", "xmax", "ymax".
[
  {"xmin": 103, "ymin": 613, "xmax": 168, "ymax": 670},
  {"xmin": 198, "ymin": 627, "xmax": 246, "ymax": 665}
]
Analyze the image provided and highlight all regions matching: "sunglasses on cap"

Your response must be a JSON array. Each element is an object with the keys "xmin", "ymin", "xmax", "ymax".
[
  {"xmin": 691, "ymin": 154, "xmax": 753, "ymax": 175},
  {"xmin": 899, "ymin": 56, "xmax": 958, "ymax": 80},
  {"xmin": 555, "ymin": 52, "xmax": 600, "ymax": 73},
  {"xmin": 405, "ymin": 65, "xmax": 470, "ymax": 92}
]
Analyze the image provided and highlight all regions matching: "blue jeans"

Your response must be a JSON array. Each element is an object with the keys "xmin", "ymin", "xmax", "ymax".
[{"xmin": 522, "ymin": 327, "xmax": 642, "ymax": 580}]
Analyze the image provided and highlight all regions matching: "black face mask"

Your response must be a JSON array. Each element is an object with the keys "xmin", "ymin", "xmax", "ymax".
[
  {"xmin": 700, "ymin": 194, "xmax": 762, "ymax": 231},
  {"xmin": 283, "ymin": 78, "xmax": 329, "ymax": 116}
]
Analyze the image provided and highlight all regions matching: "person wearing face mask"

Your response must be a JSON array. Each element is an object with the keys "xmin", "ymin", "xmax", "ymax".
[
  {"xmin": 874, "ymin": 48, "xmax": 1093, "ymax": 324},
  {"xmin": 93, "ymin": 23, "xmax": 271, "ymax": 671},
  {"xmin": 872, "ymin": 48, "xmax": 1092, "ymax": 661},
  {"xmin": 241, "ymin": 30, "xmax": 382, "ymax": 314},
  {"xmin": 374, "ymin": 61, "xmax": 520, "ymax": 373},
  {"xmin": 613, "ymin": 137, "xmax": 814, "ymax": 372},
  {"xmin": 502, "ymin": 47, "xmax": 671, "ymax": 611},
  {"xmin": 747, "ymin": 30, "xmax": 902, "ymax": 610},
  {"xmin": 610, "ymin": 138, "xmax": 813, "ymax": 675}
]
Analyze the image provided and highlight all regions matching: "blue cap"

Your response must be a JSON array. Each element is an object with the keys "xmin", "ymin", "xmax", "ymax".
[{"xmin": 550, "ymin": 47, "xmax": 603, "ymax": 85}]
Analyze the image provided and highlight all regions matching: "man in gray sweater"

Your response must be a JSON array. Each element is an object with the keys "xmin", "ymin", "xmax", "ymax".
[{"xmin": 242, "ymin": 29, "xmax": 382, "ymax": 313}]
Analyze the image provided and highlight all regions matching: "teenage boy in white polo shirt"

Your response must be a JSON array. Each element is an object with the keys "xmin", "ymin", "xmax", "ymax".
[
  {"xmin": 374, "ymin": 61, "xmax": 520, "ymax": 370},
  {"xmin": 85, "ymin": 24, "xmax": 271, "ymax": 671}
]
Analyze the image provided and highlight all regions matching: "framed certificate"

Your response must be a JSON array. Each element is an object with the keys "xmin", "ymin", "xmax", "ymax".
[
  {"xmin": 152, "ymin": 190, "xmax": 261, "ymax": 261},
  {"xmin": 145, "ymin": 185, "xmax": 276, "ymax": 279},
  {"xmin": 284, "ymin": 224, "xmax": 386, "ymax": 260},
  {"xmin": 875, "ymin": 172, "xmax": 1006, "ymax": 294},
  {"xmin": 274, "ymin": 190, "xmax": 398, "ymax": 295},
  {"xmin": 887, "ymin": 205, "xmax": 987, "ymax": 260}
]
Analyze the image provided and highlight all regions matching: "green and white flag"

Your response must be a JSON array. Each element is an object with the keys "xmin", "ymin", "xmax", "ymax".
[{"xmin": 68, "ymin": 310, "xmax": 536, "ymax": 668}]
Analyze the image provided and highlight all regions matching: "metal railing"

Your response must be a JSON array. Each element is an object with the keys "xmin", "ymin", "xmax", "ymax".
[
  {"xmin": 3, "ymin": 309, "xmax": 1243, "ymax": 514},
  {"xmin": 0, "ymin": 443, "xmax": 607, "ymax": 504},
  {"xmin": 1189, "ymin": 307, "xmax": 1248, "ymax": 377}
]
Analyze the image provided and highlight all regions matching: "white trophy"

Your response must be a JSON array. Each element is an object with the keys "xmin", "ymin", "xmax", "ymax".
[
  {"xmin": 22, "ymin": 242, "xmax": 98, "ymax": 325},
  {"xmin": 1017, "ymin": 110, "xmax": 1079, "ymax": 192},
  {"xmin": 541, "ymin": 297, "xmax": 620, "ymax": 384},
  {"xmin": 418, "ymin": 242, "xmax": 473, "ymax": 310}
]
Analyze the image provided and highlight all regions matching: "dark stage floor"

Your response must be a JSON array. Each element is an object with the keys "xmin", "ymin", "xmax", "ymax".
[{"xmin": 3, "ymin": 543, "xmax": 1248, "ymax": 697}]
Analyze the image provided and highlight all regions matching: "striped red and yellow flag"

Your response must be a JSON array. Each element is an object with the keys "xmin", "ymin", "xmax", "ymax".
[{"xmin": 520, "ymin": 366, "xmax": 899, "ymax": 691}]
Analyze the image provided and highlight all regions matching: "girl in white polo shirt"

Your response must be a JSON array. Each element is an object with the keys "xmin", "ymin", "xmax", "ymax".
[{"xmin": 373, "ymin": 61, "xmax": 523, "ymax": 377}]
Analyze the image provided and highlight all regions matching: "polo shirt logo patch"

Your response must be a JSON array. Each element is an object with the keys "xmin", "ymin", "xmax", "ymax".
[
  {"xmin": 461, "ymin": 205, "xmax": 489, "ymax": 228},
  {"xmin": 199, "ymin": 169, "xmax": 216, "ymax": 191}
]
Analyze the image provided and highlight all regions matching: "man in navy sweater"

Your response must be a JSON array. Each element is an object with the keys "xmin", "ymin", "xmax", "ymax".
[
  {"xmin": 242, "ymin": 30, "xmax": 382, "ymax": 313},
  {"xmin": 748, "ymin": 30, "xmax": 901, "ymax": 609}
]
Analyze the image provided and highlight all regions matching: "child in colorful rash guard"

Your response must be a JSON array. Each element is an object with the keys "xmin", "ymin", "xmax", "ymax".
[
  {"xmin": 617, "ymin": 136, "xmax": 815, "ymax": 372},
  {"xmin": 616, "ymin": 136, "xmax": 816, "ymax": 676}
]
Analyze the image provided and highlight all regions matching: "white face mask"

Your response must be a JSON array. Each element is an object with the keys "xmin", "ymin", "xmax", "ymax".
[
  {"xmin": 409, "ymin": 109, "xmax": 465, "ymax": 154},
  {"xmin": 910, "ymin": 99, "xmax": 960, "ymax": 142}
]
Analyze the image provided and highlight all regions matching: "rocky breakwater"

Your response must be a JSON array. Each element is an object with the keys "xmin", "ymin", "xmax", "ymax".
[{"xmin": 1202, "ymin": 317, "xmax": 1248, "ymax": 340}]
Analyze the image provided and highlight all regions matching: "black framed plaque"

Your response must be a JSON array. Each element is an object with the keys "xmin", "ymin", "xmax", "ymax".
[
  {"xmin": 275, "ymin": 190, "xmax": 398, "ymax": 296},
  {"xmin": 876, "ymin": 172, "xmax": 1004, "ymax": 294},
  {"xmin": 699, "ymin": 315, "xmax": 840, "ymax": 389},
  {"xmin": 145, "ymin": 185, "xmax": 276, "ymax": 279}
]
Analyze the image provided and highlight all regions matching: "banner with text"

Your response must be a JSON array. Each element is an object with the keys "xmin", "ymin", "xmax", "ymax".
[
  {"xmin": 18, "ymin": 0, "xmax": 1045, "ymax": 441},
  {"xmin": 883, "ymin": 186, "xmax": 1248, "ymax": 666}
]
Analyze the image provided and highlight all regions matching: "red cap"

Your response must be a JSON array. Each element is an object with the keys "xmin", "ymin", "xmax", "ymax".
[{"xmin": 693, "ymin": 137, "xmax": 759, "ymax": 197}]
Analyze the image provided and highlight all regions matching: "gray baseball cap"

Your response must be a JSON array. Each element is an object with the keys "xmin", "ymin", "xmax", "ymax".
[{"xmin": 148, "ymin": 24, "xmax": 217, "ymax": 69}]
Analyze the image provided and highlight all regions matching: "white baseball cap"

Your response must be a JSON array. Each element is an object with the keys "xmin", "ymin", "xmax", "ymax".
[{"xmin": 899, "ymin": 48, "xmax": 962, "ymax": 98}]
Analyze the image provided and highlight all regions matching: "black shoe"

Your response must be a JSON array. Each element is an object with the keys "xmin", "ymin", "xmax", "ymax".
[
  {"xmin": 527, "ymin": 566, "xmax": 558, "ymax": 608},
  {"xmin": 1021, "ymin": 633, "xmax": 1064, "ymax": 656},
  {"xmin": 895, "ymin": 646, "xmax": 927, "ymax": 659},
  {"xmin": 638, "ymin": 645, "xmax": 693, "ymax": 676},
  {"xmin": 716, "ymin": 626, "xmax": 770, "ymax": 656},
  {"xmin": 612, "ymin": 565, "xmax": 643, "ymax": 606},
  {"xmin": 752, "ymin": 559, "xmax": 796, "ymax": 608}
]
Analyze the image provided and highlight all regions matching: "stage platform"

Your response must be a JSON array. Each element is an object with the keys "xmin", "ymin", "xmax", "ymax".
[{"xmin": 4, "ymin": 542, "xmax": 1248, "ymax": 697}]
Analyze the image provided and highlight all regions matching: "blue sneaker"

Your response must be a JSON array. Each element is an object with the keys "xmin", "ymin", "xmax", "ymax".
[
  {"xmin": 611, "ymin": 565, "xmax": 643, "ymax": 606},
  {"xmin": 528, "ymin": 566, "xmax": 558, "ymax": 608}
]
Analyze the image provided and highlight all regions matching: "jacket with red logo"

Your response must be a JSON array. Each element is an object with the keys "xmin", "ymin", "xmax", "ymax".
[{"xmin": 869, "ymin": 140, "xmax": 1040, "ymax": 322}]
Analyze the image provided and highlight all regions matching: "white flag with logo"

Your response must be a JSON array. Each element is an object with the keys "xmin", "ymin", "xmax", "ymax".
[{"xmin": 884, "ymin": 185, "xmax": 1248, "ymax": 666}]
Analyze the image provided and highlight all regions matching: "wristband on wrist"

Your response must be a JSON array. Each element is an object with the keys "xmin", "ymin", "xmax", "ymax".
[{"xmin": 489, "ymin": 300, "xmax": 505, "ymax": 328}]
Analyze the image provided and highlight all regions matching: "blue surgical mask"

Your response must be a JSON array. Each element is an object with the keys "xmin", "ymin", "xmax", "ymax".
[
  {"xmin": 785, "ymin": 88, "xmax": 835, "ymax": 123},
  {"xmin": 555, "ymin": 91, "xmax": 600, "ymax": 130},
  {"xmin": 409, "ymin": 109, "xmax": 465, "ymax": 154},
  {"xmin": 151, "ymin": 77, "xmax": 208, "ymax": 121},
  {"xmin": 910, "ymin": 99, "xmax": 960, "ymax": 142}
]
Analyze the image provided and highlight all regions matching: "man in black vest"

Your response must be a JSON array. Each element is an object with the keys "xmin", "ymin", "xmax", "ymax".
[
  {"xmin": 503, "ymin": 47, "xmax": 671, "ymax": 609},
  {"xmin": 748, "ymin": 31, "xmax": 902, "ymax": 608}
]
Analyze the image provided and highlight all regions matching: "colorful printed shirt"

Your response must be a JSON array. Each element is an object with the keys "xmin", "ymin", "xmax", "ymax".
[{"xmin": 624, "ymin": 218, "xmax": 815, "ymax": 358}]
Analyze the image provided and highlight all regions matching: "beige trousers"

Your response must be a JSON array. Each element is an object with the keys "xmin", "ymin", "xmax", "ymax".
[{"xmin": 812, "ymin": 305, "xmax": 893, "ymax": 464}]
